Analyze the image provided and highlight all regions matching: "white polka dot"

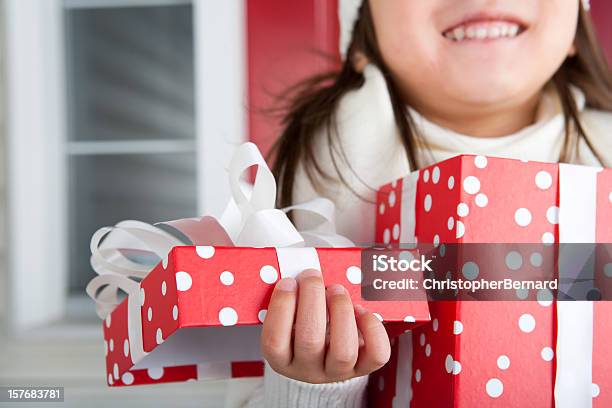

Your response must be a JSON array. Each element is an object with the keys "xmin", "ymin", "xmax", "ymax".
[
  {"xmin": 175, "ymin": 271, "xmax": 193, "ymax": 291},
  {"xmin": 447, "ymin": 217, "xmax": 454, "ymax": 230},
  {"xmin": 530, "ymin": 252, "xmax": 543, "ymax": 267},
  {"xmin": 475, "ymin": 193, "xmax": 488, "ymax": 207},
  {"xmin": 514, "ymin": 208, "xmax": 532, "ymax": 227},
  {"xmin": 148, "ymin": 367, "xmax": 164, "ymax": 380},
  {"xmin": 123, "ymin": 339, "xmax": 130, "ymax": 357},
  {"xmin": 609, "ymin": 192, "xmax": 612, "ymax": 203},
  {"xmin": 432, "ymin": 318, "xmax": 439, "ymax": 332},
  {"xmin": 425, "ymin": 344, "xmax": 431, "ymax": 357},
  {"xmin": 486, "ymin": 378, "xmax": 504, "ymax": 398},
  {"xmin": 541, "ymin": 347, "xmax": 554, "ymax": 361},
  {"xmin": 378, "ymin": 376, "xmax": 385, "ymax": 391},
  {"xmin": 195, "ymin": 246, "xmax": 215, "ymax": 259},
  {"xmin": 604, "ymin": 263, "xmax": 612, "ymax": 277},
  {"xmin": 388, "ymin": 191, "xmax": 396, "ymax": 207},
  {"xmin": 106, "ymin": 314, "xmax": 112, "ymax": 328},
  {"xmin": 456, "ymin": 221, "xmax": 465, "ymax": 239},
  {"xmin": 162, "ymin": 256, "xmax": 168, "ymax": 269},
  {"xmin": 452, "ymin": 361, "xmax": 462, "ymax": 375},
  {"xmin": 122, "ymin": 372, "xmax": 134, "ymax": 385},
  {"xmin": 445, "ymin": 355, "xmax": 454, "ymax": 373},
  {"xmin": 433, "ymin": 234, "xmax": 440, "ymax": 247},
  {"xmin": 104, "ymin": 340, "xmax": 108, "ymax": 356},
  {"xmin": 258, "ymin": 309, "xmax": 267, "ymax": 322},
  {"xmin": 432, "ymin": 166, "xmax": 441, "ymax": 184},
  {"xmin": 453, "ymin": 320, "xmax": 463, "ymax": 335},
  {"xmin": 537, "ymin": 289, "xmax": 553, "ymax": 307},
  {"xmin": 108, "ymin": 373, "xmax": 113, "ymax": 385},
  {"xmin": 219, "ymin": 307, "xmax": 238, "ymax": 326},
  {"xmin": 415, "ymin": 369, "xmax": 421, "ymax": 382},
  {"xmin": 497, "ymin": 355, "xmax": 510, "ymax": 370},
  {"xmin": 518, "ymin": 313, "xmax": 536, "ymax": 333},
  {"xmin": 448, "ymin": 176, "xmax": 455, "ymax": 190},
  {"xmin": 505, "ymin": 251, "xmax": 523, "ymax": 270},
  {"xmin": 373, "ymin": 313, "xmax": 383, "ymax": 321},
  {"xmin": 404, "ymin": 315, "xmax": 416, "ymax": 322},
  {"xmin": 423, "ymin": 169, "xmax": 430, "ymax": 183},
  {"xmin": 535, "ymin": 171, "xmax": 553, "ymax": 190},
  {"xmin": 440, "ymin": 244, "xmax": 446, "ymax": 257},
  {"xmin": 383, "ymin": 228, "xmax": 391, "ymax": 244},
  {"xmin": 113, "ymin": 363, "xmax": 119, "ymax": 380},
  {"xmin": 220, "ymin": 271, "xmax": 234, "ymax": 285},
  {"xmin": 546, "ymin": 206, "xmax": 559, "ymax": 225},
  {"xmin": 542, "ymin": 232, "xmax": 555, "ymax": 245},
  {"xmin": 147, "ymin": 307, "xmax": 153, "ymax": 322},
  {"xmin": 260, "ymin": 265, "xmax": 279, "ymax": 284},
  {"xmin": 474, "ymin": 155, "xmax": 488, "ymax": 169},
  {"xmin": 392, "ymin": 224, "xmax": 400, "ymax": 240},
  {"xmin": 379, "ymin": 203, "xmax": 385, "ymax": 215},
  {"xmin": 172, "ymin": 305, "xmax": 178, "ymax": 320},
  {"xmin": 592, "ymin": 383, "xmax": 600, "ymax": 398},
  {"xmin": 457, "ymin": 203, "xmax": 469, "ymax": 217},
  {"xmin": 391, "ymin": 180, "xmax": 397, "ymax": 188},
  {"xmin": 140, "ymin": 288, "xmax": 146, "ymax": 306},
  {"xmin": 346, "ymin": 266, "xmax": 362, "ymax": 284},
  {"xmin": 419, "ymin": 333, "xmax": 426, "ymax": 346},
  {"xmin": 424, "ymin": 194, "xmax": 433, "ymax": 212},
  {"xmin": 161, "ymin": 281, "xmax": 167, "ymax": 296},
  {"xmin": 109, "ymin": 338, "xmax": 114, "ymax": 352},
  {"xmin": 156, "ymin": 328, "xmax": 163, "ymax": 344},
  {"xmin": 516, "ymin": 288, "xmax": 529, "ymax": 300},
  {"xmin": 462, "ymin": 261, "xmax": 479, "ymax": 280},
  {"xmin": 463, "ymin": 176, "xmax": 480, "ymax": 195}
]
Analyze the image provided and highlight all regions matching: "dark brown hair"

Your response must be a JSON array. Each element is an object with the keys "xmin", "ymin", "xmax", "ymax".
[{"xmin": 271, "ymin": 3, "xmax": 612, "ymax": 208}]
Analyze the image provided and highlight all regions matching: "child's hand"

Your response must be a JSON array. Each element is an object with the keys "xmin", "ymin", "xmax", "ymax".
[{"xmin": 261, "ymin": 269, "xmax": 391, "ymax": 384}]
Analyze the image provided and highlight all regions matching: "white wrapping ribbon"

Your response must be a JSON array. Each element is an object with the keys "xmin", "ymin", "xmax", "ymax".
[
  {"xmin": 555, "ymin": 163, "xmax": 600, "ymax": 408},
  {"xmin": 86, "ymin": 142, "xmax": 352, "ymax": 364},
  {"xmin": 399, "ymin": 171, "xmax": 420, "ymax": 245}
]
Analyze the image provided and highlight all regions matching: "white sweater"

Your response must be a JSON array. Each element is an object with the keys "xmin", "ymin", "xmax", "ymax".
[{"xmin": 244, "ymin": 64, "xmax": 612, "ymax": 407}]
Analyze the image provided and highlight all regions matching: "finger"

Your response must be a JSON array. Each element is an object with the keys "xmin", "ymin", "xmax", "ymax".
[
  {"xmin": 293, "ymin": 269, "xmax": 327, "ymax": 370},
  {"xmin": 325, "ymin": 284, "xmax": 359, "ymax": 376},
  {"xmin": 260, "ymin": 277, "xmax": 298, "ymax": 368},
  {"xmin": 354, "ymin": 305, "xmax": 391, "ymax": 375}
]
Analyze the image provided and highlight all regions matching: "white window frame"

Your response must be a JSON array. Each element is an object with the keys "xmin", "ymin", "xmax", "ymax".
[{"xmin": 6, "ymin": 0, "xmax": 246, "ymax": 331}]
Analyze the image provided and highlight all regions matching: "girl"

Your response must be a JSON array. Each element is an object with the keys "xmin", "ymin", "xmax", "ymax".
[{"xmin": 246, "ymin": 0, "xmax": 612, "ymax": 406}]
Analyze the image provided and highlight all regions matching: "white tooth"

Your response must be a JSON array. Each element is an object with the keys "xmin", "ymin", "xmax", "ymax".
[
  {"xmin": 444, "ymin": 31, "xmax": 454, "ymax": 40},
  {"xmin": 476, "ymin": 27, "xmax": 487, "ymax": 39},
  {"xmin": 500, "ymin": 25, "xmax": 509, "ymax": 37},
  {"xmin": 488, "ymin": 26, "xmax": 501, "ymax": 39},
  {"xmin": 465, "ymin": 26, "xmax": 476, "ymax": 39},
  {"xmin": 508, "ymin": 24, "xmax": 519, "ymax": 37},
  {"xmin": 453, "ymin": 26, "xmax": 465, "ymax": 41}
]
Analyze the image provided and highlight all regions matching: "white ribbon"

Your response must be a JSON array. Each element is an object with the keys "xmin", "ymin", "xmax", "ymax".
[
  {"xmin": 555, "ymin": 163, "xmax": 600, "ymax": 408},
  {"xmin": 86, "ymin": 142, "xmax": 352, "ymax": 364},
  {"xmin": 399, "ymin": 171, "xmax": 420, "ymax": 245}
]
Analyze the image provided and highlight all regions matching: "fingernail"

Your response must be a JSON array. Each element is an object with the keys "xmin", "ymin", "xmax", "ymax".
[
  {"xmin": 326, "ymin": 284, "xmax": 346, "ymax": 296},
  {"xmin": 297, "ymin": 268, "xmax": 322, "ymax": 280},
  {"xmin": 354, "ymin": 304, "xmax": 367, "ymax": 316},
  {"xmin": 276, "ymin": 277, "xmax": 297, "ymax": 292}
]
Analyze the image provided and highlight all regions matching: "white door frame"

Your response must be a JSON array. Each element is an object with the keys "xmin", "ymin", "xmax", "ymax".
[{"xmin": 5, "ymin": 0, "xmax": 247, "ymax": 330}]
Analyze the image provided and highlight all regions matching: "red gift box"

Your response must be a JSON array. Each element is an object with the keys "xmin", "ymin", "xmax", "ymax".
[
  {"xmin": 371, "ymin": 154, "xmax": 612, "ymax": 407},
  {"xmin": 99, "ymin": 245, "xmax": 430, "ymax": 387}
]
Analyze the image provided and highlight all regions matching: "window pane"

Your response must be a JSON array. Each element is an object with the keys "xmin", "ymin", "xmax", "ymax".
[
  {"xmin": 65, "ymin": 5, "xmax": 194, "ymax": 141},
  {"xmin": 68, "ymin": 153, "xmax": 197, "ymax": 294}
]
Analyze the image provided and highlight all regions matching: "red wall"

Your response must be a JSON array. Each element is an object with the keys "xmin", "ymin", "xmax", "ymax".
[
  {"xmin": 591, "ymin": 0, "xmax": 612, "ymax": 63},
  {"xmin": 246, "ymin": 0, "xmax": 339, "ymax": 157}
]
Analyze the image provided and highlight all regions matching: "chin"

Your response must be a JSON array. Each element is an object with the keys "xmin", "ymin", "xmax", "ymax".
[{"xmin": 440, "ymin": 73, "xmax": 536, "ymax": 106}]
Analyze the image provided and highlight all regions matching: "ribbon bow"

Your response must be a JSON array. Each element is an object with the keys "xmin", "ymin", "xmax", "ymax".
[{"xmin": 86, "ymin": 142, "xmax": 352, "ymax": 321}]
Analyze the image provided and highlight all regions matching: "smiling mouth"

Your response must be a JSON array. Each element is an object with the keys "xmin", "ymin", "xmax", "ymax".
[{"xmin": 442, "ymin": 20, "xmax": 526, "ymax": 42}]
